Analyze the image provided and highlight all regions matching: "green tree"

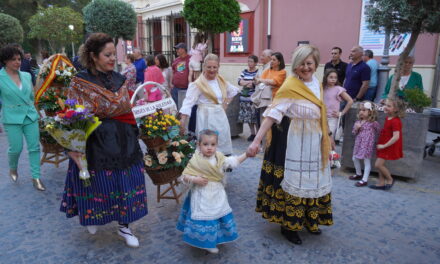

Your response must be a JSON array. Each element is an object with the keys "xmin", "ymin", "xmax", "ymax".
[
  {"xmin": 0, "ymin": 13, "xmax": 24, "ymax": 47},
  {"xmin": 183, "ymin": 0, "xmax": 241, "ymax": 52},
  {"xmin": 366, "ymin": 0, "xmax": 440, "ymax": 99},
  {"xmin": 28, "ymin": 6, "xmax": 83, "ymax": 53},
  {"xmin": 83, "ymin": 0, "xmax": 137, "ymax": 46},
  {"xmin": 0, "ymin": 0, "xmax": 91, "ymax": 52}
]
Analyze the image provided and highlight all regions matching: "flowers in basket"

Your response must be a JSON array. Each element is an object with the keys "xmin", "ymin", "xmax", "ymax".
[
  {"xmin": 40, "ymin": 61, "xmax": 77, "ymax": 86},
  {"xmin": 37, "ymin": 86, "xmax": 67, "ymax": 114},
  {"xmin": 140, "ymin": 109, "xmax": 180, "ymax": 142},
  {"xmin": 143, "ymin": 137, "xmax": 196, "ymax": 170},
  {"xmin": 44, "ymin": 99, "xmax": 102, "ymax": 186}
]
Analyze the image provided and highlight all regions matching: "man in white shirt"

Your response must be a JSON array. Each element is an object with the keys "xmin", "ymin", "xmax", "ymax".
[{"xmin": 257, "ymin": 49, "xmax": 273, "ymax": 77}]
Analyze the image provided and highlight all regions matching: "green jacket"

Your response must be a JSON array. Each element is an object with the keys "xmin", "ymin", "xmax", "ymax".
[
  {"xmin": 0, "ymin": 68, "xmax": 39, "ymax": 124},
  {"xmin": 381, "ymin": 71, "xmax": 424, "ymax": 100}
]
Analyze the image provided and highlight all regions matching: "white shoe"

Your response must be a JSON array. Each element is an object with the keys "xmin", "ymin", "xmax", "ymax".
[
  {"xmin": 205, "ymin": 247, "xmax": 219, "ymax": 254},
  {"xmin": 118, "ymin": 227, "xmax": 139, "ymax": 248},
  {"xmin": 86, "ymin": 225, "xmax": 98, "ymax": 235}
]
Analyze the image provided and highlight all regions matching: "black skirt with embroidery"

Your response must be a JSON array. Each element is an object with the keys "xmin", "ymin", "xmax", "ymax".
[{"xmin": 255, "ymin": 117, "xmax": 333, "ymax": 231}]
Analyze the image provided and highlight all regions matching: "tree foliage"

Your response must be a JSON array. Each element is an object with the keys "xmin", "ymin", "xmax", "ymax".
[
  {"xmin": 366, "ymin": 0, "xmax": 440, "ymax": 99},
  {"xmin": 83, "ymin": 0, "xmax": 137, "ymax": 45},
  {"xmin": 0, "ymin": 13, "xmax": 24, "ymax": 47},
  {"xmin": 183, "ymin": 0, "xmax": 241, "ymax": 34},
  {"xmin": 28, "ymin": 6, "xmax": 83, "ymax": 53}
]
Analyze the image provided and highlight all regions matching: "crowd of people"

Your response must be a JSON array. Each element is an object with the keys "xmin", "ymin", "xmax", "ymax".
[{"xmin": 0, "ymin": 33, "xmax": 415, "ymax": 253}]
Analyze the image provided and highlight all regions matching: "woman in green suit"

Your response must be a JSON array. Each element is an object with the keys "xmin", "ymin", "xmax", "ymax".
[{"xmin": 0, "ymin": 44, "xmax": 45, "ymax": 191}]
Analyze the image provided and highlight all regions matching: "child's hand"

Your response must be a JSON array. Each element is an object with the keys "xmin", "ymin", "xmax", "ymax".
[
  {"xmin": 377, "ymin": 144, "xmax": 385, "ymax": 150},
  {"xmin": 192, "ymin": 176, "xmax": 209, "ymax": 186},
  {"xmin": 354, "ymin": 122, "xmax": 361, "ymax": 130},
  {"xmin": 332, "ymin": 110, "xmax": 339, "ymax": 118}
]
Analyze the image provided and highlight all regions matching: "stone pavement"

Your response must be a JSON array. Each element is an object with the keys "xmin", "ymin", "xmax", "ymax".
[{"xmin": 0, "ymin": 130, "xmax": 439, "ymax": 264}]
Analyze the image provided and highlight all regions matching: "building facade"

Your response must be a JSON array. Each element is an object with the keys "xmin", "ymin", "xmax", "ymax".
[{"xmin": 123, "ymin": 0, "xmax": 440, "ymax": 105}]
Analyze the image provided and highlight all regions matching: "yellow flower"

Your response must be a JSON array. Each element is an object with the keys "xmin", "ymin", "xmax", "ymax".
[
  {"xmin": 162, "ymin": 127, "xmax": 166, "ymax": 130},
  {"xmin": 179, "ymin": 139, "xmax": 188, "ymax": 144},
  {"xmin": 153, "ymin": 126, "xmax": 158, "ymax": 130},
  {"xmin": 147, "ymin": 116, "xmax": 152, "ymax": 120},
  {"xmin": 154, "ymin": 112, "xmax": 158, "ymax": 116},
  {"xmin": 148, "ymin": 131, "xmax": 152, "ymax": 135}
]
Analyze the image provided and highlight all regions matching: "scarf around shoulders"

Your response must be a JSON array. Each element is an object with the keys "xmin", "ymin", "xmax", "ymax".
[
  {"xmin": 194, "ymin": 74, "xmax": 228, "ymax": 104},
  {"xmin": 182, "ymin": 150, "xmax": 226, "ymax": 182},
  {"xmin": 268, "ymin": 76, "xmax": 330, "ymax": 170},
  {"xmin": 68, "ymin": 76, "xmax": 134, "ymax": 122}
]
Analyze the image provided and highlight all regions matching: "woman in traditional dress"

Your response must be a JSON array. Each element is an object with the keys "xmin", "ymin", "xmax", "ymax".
[
  {"xmin": 60, "ymin": 33, "xmax": 148, "ymax": 248},
  {"xmin": 247, "ymin": 45, "xmax": 333, "ymax": 245},
  {"xmin": 179, "ymin": 53, "xmax": 240, "ymax": 155}
]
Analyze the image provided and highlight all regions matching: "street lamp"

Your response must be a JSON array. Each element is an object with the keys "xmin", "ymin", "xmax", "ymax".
[{"xmin": 68, "ymin": 24, "xmax": 75, "ymax": 58}]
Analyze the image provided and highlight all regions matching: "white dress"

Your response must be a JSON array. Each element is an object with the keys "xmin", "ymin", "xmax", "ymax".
[
  {"xmin": 180, "ymin": 78, "xmax": 240, "ymax": 155},
  {"xmin": 183, "ymin": 155, "xmax": 239, "ymax": 220},
  {"xmin": 263, "ymin": 76, "xmax": 332, "ymax": 198}
]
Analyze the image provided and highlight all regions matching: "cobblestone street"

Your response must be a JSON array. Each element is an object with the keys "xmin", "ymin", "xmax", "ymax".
[{"xmin": 0, "ymin": 131, "xmax": 439, "ymax": 264}]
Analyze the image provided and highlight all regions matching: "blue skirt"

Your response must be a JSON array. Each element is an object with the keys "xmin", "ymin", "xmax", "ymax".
[
  {"xmin": 176, "ymin": 192, "xmax": 238, "ymax": 249},
  {"xmin": 60, "ymin": 160, "xmax": 148, "ymax": 226}
]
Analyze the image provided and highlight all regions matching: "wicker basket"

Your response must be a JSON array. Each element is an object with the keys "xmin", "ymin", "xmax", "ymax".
[
  {"xmin": 144, "ymin": 166, "xmax": 183, "ymax": 185},
  {"xmin": 140, "ymin": 135, "xmax": 169, "ymax": 149},
  {"xmin": 41, "ymin": 141, "xmax": 64, "ymax": 153}
]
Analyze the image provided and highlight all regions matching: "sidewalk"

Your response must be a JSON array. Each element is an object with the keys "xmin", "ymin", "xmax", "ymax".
[{"xmin": 0, "ymin": 131, "xmax": 439, "ymax": 264}]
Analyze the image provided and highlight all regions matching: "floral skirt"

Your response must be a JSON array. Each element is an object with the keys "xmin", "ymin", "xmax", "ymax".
[
  {"xmin": 176, "ymin": 192, "xmax": 238, "ymax": 249},
  {"xmin": 256, "ymin": 117, "xmax": 333, "ymax": 231},
  {"xmin": 238, "ymin": 101, "xmax": 258, "ymax": 124},
  {"xmin": 60, "ymin": 160, "xmax": 148, "ymax": 226}
]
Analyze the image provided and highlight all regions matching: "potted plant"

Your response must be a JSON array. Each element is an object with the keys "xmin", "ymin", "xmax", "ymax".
[
  {"xmin": 143, "ymin": 137, "xmax": 196, "ymax": 185},
  {"xmin": 403, "ymin": 88, "xmax": 432, "ymax": 113},
  {"xmin": 139, "ymin": 109, "xmax": 180, "ymax": 149}
]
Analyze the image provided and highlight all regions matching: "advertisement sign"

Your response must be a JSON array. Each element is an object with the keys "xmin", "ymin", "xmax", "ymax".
[
  {"xmin": 359, "ymin": 0, "xmax": 410, "ymax": 56},
  {"xmin": 226, "ymin": 19, "xmax": 249, "ymax": 53}
]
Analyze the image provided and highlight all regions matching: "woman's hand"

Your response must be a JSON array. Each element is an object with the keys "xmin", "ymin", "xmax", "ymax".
[
  {"xmin": 68, "ymin": 151, "xmax": 84, "ymax": 169},
  {"xmin": 247, "ymin": 141, "xmax": 260, "ymax": 157},
  {"xmin": 179, "ymin": 114, "xmax": 188, "ymax": 135}
]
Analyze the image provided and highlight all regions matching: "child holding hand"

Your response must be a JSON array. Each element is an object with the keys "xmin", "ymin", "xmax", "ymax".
[
  {"xmin": 176, "ymin": 129, "xmax": 248, "ymax": 254},
  {"xmin": 369, "ymin": 98, "xmax": 405, "ymax": 190},
  {"xmin": 349, "ymin": 101, "xmax": 380, "ymax": 187}
]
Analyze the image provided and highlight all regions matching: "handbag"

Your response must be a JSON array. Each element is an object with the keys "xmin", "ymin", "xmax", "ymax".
[{"xmin": 250, "ymin": 83, "xmax": 272, "ymax": 108}]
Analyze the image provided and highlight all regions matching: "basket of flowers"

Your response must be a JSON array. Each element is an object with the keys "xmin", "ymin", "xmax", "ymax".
[
  {"xmin": 37, "ymin": 87, "xmax": 67, "ymax": 116},
  {"xmin": 130, "ymin": 81, "xmax": 179, "ymax": 150},
  {"xmin": 143, "ymin": 136, "xmax": 196, "ymax": 185},
  {"xmin": 139, "ymin": 109, "xmax": 181, "ymax": 149},
  {"xmin": 35, "ymin": 54, "xmax": 76, "ymax": 117}
]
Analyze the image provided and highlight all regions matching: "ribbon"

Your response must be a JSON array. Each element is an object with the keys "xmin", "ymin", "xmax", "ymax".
[{"xmin": 35, "ymin": 54, "xmax": 74, "ymax": 105}]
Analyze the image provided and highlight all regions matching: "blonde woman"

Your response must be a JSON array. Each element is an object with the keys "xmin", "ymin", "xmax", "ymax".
[
  {"xmin": 247, "ymin": 45, "xmax": 333, "ymax": 244},
  {"xmin": 179, "ymin": 54, "xmax": 240, "ymax": 155}
]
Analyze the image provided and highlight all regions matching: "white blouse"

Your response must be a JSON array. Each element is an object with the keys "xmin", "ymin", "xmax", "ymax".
[{"xmin": 179, "ymin": 78, "xmax": 240, "ymax": 116}]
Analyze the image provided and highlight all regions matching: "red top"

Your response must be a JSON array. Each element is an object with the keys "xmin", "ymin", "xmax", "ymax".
[
  {"xmin": 172, "ymin": 55, "xmax": 191, "ymax": 88},
  {"xmin": 376, "ymin": 117, "xmax": 403, "ymax": 160}
]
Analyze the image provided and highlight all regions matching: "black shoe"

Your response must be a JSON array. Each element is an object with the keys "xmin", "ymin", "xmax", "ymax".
[
  {"xmin": 306, "ymin": 228, "xmax": 322, "ymax": 235},
  {"xmin": 247, "ymin": 135, "xmax": 256, "ymax": 141},
  {"xmin": 281, "ymin": 227, "xmax": 302, "ymax": 245}
]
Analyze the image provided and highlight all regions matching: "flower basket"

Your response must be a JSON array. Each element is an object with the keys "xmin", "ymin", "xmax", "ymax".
[
  {"xmin": 144, "ymin": 166, "xmax": 183, "ymax": 185},
  {"xmin": 140, "ymin": 134, "xmax": 169, "ymax": 149}
]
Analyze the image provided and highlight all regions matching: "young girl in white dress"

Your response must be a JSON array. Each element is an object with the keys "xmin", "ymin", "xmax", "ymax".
[{"xmin": 176, "ymin": 129, "xmax": 248, "ymax": 254}]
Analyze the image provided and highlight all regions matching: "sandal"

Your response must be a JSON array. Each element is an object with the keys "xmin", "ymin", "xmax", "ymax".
[
  {"xmin": 355, "ymin": 180, "xmax": 368, "ymax": 187},
  {"xmin": 349, "ymin": 174, "xmax": 362, "ymax": 180}
]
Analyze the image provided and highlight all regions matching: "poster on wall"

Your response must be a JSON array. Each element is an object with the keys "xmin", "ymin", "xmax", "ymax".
[
  {"xmin": 359, "ymin": 0, "xmax": 411, "ymax": 56},
  {"xmin": 226, "ymin": 19, "xmax": 249, "ymax": 53}
]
